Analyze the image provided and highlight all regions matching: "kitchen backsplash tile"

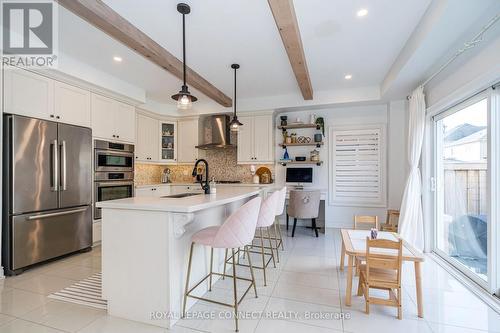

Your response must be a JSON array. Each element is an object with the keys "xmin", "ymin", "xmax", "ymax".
[{"xmin": 135, "ymin": 148, "xmax": 274, "ymax": 185}]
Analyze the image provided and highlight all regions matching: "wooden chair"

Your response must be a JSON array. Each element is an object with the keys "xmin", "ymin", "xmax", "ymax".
[
  {"xmin": 381, "ymin": 210, "xmax": 400, "ymax": 232},
  {"xmin": 354, "ymin": 215, "xmax": 379, "ymax": 230},
  {"xmin": 357, "ymin": 237, "xmax": 403, "ymax": 319},
  {"xmin": 340, "ymin": 215, "xmax": 379, "ymax": 272}
]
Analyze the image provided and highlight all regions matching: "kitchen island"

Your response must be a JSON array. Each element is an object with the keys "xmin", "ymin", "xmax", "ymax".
[{"xmin": 96, "ymin": 187, "xmax": 264, "ymax": 328}]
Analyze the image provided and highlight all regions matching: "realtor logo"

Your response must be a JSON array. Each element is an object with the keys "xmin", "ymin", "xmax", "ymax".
[{"xmin": 1, "ymin": 0, "xmax": 58, "ymax": 67}]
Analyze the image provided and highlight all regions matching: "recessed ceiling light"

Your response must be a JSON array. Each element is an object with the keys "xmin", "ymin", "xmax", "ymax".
[
  {"xmin": 357, "ymin": 8, "xmax": 368, "ymax": 17},
  {"xmin": 113, "ymin": 56, "xmax": 123, "ymax": 62},
  {"xmin": 344, "ymin": 74, "xmax": 352, "ymax": 80}
]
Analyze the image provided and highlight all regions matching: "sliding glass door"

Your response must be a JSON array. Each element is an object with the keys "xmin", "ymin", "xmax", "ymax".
[{"xmin": 433, "ymin": 93, "xmax": 491, "ymax": 288}]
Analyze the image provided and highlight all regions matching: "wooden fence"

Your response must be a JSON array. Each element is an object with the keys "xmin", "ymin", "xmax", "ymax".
[{"xmin": 443, "ymin": 162, "xmax": 487, "ymax": 218}]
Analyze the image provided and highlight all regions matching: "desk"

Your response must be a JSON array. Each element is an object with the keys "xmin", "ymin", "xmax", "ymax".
[{"xmin": 340, "ymin": 229, "xmax": 425, "ymax": 318}]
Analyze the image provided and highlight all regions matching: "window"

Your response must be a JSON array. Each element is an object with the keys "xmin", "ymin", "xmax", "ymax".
[
  {"xmin": 432, "ymin": 87, "xmax": 500, "ymax": 294},
  {"xmin": 329, "ymin": 125, "xmax": 386, "ymax": 207}
]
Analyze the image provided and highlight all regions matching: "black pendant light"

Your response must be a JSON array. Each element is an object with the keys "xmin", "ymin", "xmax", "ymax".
[
  {"xmin": 229, "ymin": 64, "xmax": 243, "ymax": 131},
  {"xmin": 171, "ymin": 3, "xmax": 197, "ymax": 110}
]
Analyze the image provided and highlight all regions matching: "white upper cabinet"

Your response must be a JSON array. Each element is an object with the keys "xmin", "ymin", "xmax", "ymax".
[
  {"xmin": 91, "ymin": 93, "xmax": 136, "ymax": 143},
  {"xmin": 115, "ymin": 101, "xmax": 136, "ymax": 143},
  {"xmin": 237, "ymin": 115, "xmax": 254, "ymax": 163},
  {"xmin": 136, "ymin": 113, "xmax": 159, "ymax": 162},
  {"xmin": 177, "ymin": 118, "xmax": 199, "ymax": 163},
  {"xmin": 4, "ymin": 68, "xmax": 54, "ymax": 120},
  {"xmin": 91, "ymin": 93, "xmax": 115, "ymax": 139},
  {"xmin": 237, "ymin": 114, "xmax": 274, "ymax": 164},
  {"xmin": 253, "ymin": 115, "xmax": 274, "ymax": 162},
  {"xmin": 54, "ymin": 81, "xmax": 91, "ymax": 127}
]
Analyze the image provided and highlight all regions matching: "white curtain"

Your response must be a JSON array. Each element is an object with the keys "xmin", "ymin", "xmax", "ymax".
[{"xmin": 399, "ymin": 86, "xmax": 426, "ymax": 251}]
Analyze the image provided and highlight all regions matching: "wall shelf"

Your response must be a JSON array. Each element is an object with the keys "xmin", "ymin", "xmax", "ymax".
[
  {"xmin": 279, "ymin": 160, "xmax": 323, "ymax": 166},
  {"xmin": 278, "ymin": 123, "xmax": 320, "ymax": 130},
  {"xmin": 279, "ymin": 142, "xmax": 323, "ymax": 148}
]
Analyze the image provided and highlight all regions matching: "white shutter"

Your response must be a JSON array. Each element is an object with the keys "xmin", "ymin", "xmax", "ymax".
[{"xmin": 329, "ymin": 126, "xmax": 386, "ymax": 207}]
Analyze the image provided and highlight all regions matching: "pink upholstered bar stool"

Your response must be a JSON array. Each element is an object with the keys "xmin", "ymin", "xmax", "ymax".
[
  {"xmin": 182, "ymin": 197, "xmax": 261, "ymax": 333},
  {"xmin": 274, "ymin": 187, "xmax": 287, "ymax": 256},
  {"xmin": 229, "ymin": 190, "xmax": 280, "ymax": 286}
]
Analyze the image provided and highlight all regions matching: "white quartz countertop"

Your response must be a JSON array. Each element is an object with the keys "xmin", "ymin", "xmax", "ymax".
[{"xmin": 96, "ymin": 187, "xmax": 262, "ymax": 213}]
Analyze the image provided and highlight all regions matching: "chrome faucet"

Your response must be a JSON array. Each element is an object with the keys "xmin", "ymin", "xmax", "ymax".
[{"xmin": 192, "ymin": 159, "xmax": 210, "ymax": 194}]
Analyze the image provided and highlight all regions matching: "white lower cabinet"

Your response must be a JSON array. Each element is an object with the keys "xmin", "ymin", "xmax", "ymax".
[
  {"xmin": 170, "ymin": 184, "xmax": 203, "ymax": 194},
  {"xmin": 135, "ymin": 185, "xmax": 171, "ymax": 197},
  {"xmin": 93, "ymin": 221, "xmax": 102, "ymax": 244}
]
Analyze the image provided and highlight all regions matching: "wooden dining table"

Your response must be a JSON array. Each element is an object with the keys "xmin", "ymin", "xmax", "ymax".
[{"xmin": 340, "ymin": 229, "xmax": 425, "ymax": 318}]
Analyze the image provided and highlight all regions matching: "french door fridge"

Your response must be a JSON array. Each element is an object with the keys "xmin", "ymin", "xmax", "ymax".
[{"xmin": 2, "ymin": 115, "xmax": 92, "ymax": 275}]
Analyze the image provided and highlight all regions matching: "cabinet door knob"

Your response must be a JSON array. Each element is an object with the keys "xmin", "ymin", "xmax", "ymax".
[
  {"xmin": 116, "ymin": 135, "xmax": 120, "ymax": 138},
  {"xmin": 50, "ymin": 114, "xmax": 54, "ymax": 118},
  {"xmin": 56, "ymin": 116, "xmax": 60, "ymax": 119}
]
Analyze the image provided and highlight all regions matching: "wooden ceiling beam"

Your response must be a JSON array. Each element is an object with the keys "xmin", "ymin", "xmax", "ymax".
[
  {"xmin": 268, "ymin": 0, "xmax": 313, "ymax": 100},
  {"xmin": 56, "ymin": 0, "xmax": 232, "ymax": 107}
]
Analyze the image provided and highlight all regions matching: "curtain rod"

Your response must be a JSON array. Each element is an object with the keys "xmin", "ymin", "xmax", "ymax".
[{"xmin": 407, "ymin": 13, "xmax": 500, "ymax": 100}]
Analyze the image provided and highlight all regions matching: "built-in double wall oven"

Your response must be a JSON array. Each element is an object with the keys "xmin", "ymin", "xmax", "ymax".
[{"xmin": 94, "ymin": 140, "xmax": 134, "ymax": 220}]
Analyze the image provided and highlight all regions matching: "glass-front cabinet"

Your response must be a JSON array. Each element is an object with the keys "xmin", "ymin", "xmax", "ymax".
[{"xmin": 160, "ymin": 121, "xmax": 177, "ymax": 162}]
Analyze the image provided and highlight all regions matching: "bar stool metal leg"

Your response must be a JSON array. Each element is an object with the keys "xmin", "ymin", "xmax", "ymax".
[
  {"xmin": 276, "ymin": 218, "xmax": 284, "ymax": 250},
  {"xmin": 266, "ymin": 227, "xmax": 276, "ymax": 268},
  {"xmin": 223, "ymin": 249, "xmax": 228, "ymax": 280},
  {"xmin": 182, "ymin": 242, "xmax": 195, "ymax": 318},
  {"xmin": 245, "ymin": 245, "xmax": 258, "ymax": 298},
  {"xmin": 231, "ymin": 248, "xmax": 239, "ymax": 332},
  {"xmin": 208, "ymin": 247, "xmax": 214, "ymax": 291},
  {"xmin": 259, "ymin": 227, "xmax": 267, "ymax": 286},
  {"xmin": 273, "ymin": 222, "xmax": 280, "ymax": 263}
]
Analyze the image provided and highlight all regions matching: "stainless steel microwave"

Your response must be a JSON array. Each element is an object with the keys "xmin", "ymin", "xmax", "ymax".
[{"xmin": 94, "ymin": 140, "xmax": 134, "ymax": 172}]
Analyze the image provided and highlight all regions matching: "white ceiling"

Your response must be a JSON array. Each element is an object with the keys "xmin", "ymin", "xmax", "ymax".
[{"xmin": 55, "ymin": 0, "xmax": 498, "ymax": 115}]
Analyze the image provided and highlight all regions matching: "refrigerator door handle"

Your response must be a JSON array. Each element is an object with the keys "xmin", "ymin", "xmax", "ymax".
[
  {"xmin": 51, "ymin": 139, "xmax": 59, "ymax": 192},
  {"xmin": 60, "ymin": 140, "xmax": 67, "ymax": 191},
  {"xmin": 26, "ymin": 207, "xmax": 87, "ymax": 220}
]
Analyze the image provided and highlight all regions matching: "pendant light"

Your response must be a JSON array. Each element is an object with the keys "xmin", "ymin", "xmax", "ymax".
[
  {"xmin": 229, "ymin": 64, "xmax": 243, "ymax": 131},
  {"xmin": 171, "ymin": 3, "xmax": 197, "ymax": 110}
]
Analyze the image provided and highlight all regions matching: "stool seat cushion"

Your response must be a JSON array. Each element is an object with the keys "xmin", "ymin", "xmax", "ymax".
[
  {"xmin": 256, "ymin": 191, "xmax": 280, "ymax": 228},
  {"xmin": 192, "ymin": 226, "xmax": 220, "ymax": 246}
]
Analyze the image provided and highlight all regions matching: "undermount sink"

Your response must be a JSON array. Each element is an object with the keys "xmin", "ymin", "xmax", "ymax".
[{"xmin": 161, "ymin": 192, "xmax": 204, "ymax": 199}]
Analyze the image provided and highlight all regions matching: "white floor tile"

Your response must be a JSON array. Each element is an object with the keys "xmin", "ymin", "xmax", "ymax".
[
  {"xmin": 278, "ymin": 270, "xmax": 339, "ymax": 290},
  {"xmin": 10, "ymin": 274, "xmax": 77, "ymax": 295},
  {"xmin": 343, "ymin": 310, "xmax": 433, "ymax": 333},
  {"xmin": 264, "ymin": 297, "xmax": 344, "ymax": 331},
  {"xmin": 77, "ymin": 315, "xmax": 171, "ymax": 333},
  {"xmin": 0, "ymin": 288, "xmax": 48, "ymax": 317},
  {"xmin": 272, "ymin": 280, "xmax": 341, "ymax": 307},
  {"xmin": 255, "ymin": 319, "xmax": 342, "ymax": 333},
  {"xmin": 20, "ymin": 300, "xmax": 105, "ymax": 333},
  {"xmin": 0, "ymin": 319, "xmax": 65, "ymax": 333}
]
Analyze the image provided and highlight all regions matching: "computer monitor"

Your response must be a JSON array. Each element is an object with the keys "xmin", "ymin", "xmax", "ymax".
[{"xmin": 285, "ymin": 167, "xmax": 313, "ymax": 184}]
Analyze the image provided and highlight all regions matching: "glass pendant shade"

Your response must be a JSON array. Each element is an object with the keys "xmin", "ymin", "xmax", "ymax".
[
  {"xmin": 229, "ymin": 116, "xmax": 243, "ymax": 131},
  {"xmin": 172, "ymin": 85, "xmax": 197, "ymax": 110}
]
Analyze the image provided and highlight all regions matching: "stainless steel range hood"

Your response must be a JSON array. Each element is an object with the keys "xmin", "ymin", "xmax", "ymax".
[{"xmin": 196, "ymin": 114, "xmax": 236, "ymax": 150}]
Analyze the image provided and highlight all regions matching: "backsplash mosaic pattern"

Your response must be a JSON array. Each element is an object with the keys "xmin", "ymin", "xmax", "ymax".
[{"xmin": 135, "ymin": 148, "xmax": 274, "ymax": 185}]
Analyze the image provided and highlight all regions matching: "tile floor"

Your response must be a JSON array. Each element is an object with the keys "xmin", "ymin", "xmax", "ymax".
[{"xmin": 0, "ymin": 227, "xmax": 499, "ymax": 333}]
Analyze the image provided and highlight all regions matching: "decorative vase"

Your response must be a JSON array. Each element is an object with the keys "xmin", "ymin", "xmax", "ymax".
[{"xmin": 283, "ymin": 147, "xmax": 290, "ymax": 160}]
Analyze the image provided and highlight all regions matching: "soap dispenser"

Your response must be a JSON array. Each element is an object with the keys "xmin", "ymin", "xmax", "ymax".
[{"xmin": 209, "ymin": 177, "xmax": 217, "ymax": 194}]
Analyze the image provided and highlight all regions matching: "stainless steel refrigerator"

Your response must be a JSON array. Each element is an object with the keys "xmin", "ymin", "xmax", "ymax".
[{"xmin": 2, "ymin": 114, "xmax": 92, "ymax": 275}]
